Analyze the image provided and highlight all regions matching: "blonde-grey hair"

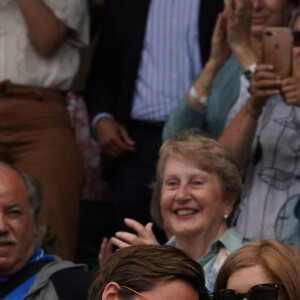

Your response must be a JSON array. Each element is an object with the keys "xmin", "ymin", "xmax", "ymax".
[{"xmin": 150, "ymin": 133, "xmax": 242, "ymax": 228}]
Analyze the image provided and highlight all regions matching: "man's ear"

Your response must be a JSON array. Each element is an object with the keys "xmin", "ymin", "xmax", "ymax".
[
  {"xmin": 102, "ymin": 282, "xmax": 122, "ymax": 300},
  {"xmin": 33, "ymin": 211, "xmax": 39, "ymax": 236}
]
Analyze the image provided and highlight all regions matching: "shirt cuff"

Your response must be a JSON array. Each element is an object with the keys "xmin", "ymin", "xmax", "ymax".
[{"xmin": 91, "ymin": 113, "xmax": 114, "ymax": 139}]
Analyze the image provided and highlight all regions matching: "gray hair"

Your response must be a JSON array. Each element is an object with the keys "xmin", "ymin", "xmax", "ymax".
[
  {"xmin": 20, "ymin": 173, "xmax": 43, "ymax": 215},
  {"xmin": 151, "ymin": 132, "xmax": 242, "ymax": 229},
  {"xmin": 0, "ymin": 162, "xmax": 43, "ymax": 215}
]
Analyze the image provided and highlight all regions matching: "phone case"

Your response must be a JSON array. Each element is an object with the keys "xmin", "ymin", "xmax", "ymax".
[{"xmin": 262, "ymin": 27, "xmax": 292, "ymax": 78}]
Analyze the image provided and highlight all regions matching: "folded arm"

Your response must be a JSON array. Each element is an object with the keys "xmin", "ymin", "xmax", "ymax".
[{"xmin": 18, "ymin": 0, "xmax": 69, "ymax": 56}]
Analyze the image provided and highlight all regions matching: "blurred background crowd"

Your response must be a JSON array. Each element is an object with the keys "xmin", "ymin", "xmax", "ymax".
[{"xmin": 2, "ymin": 0, "xmax": 300, "ymax": 279}]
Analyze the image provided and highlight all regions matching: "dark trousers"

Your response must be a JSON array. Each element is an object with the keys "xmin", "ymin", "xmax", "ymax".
[{"xmin": 103, "ymin": 120, "xmax": 167, "ymax": 243}]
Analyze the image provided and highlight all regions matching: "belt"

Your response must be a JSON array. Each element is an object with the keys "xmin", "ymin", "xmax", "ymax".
[
  {"xmin": 0, "ymin": 80, "xmax": 64, "ymax": 101},
  {"xmin": 129, "ymin": 120, "xmax": 165, "ymax": 135}
]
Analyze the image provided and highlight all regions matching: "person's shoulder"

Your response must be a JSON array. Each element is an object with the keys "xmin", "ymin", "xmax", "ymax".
[
  {"xmin": 36, "ymin": 258, "xmax": 92, "ymax": 300},
  {"xmin": 221, "ymin": 227, "xmax": 250, "ymax": 252},
  {"xmin": 49, "ymin": 265, "xmax": 92, "ymax": 300}
]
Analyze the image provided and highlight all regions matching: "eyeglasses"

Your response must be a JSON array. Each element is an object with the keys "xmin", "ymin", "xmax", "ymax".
[
  {"xmin": 121, "ymin": 286, "xmax": 154, "ymax": 300},
  {"xmin": 211, "ymin": 283, "xmax": 282, "ymax": 300}
]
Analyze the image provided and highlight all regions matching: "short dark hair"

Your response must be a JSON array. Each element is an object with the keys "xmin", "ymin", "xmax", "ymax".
[
  {"xmin": 0, "ymin": 162, "xmax": 43, "ymax": 215},
  {"xmin": 88, "ymin": 245, "xmax": 210, "ymax": 300}
]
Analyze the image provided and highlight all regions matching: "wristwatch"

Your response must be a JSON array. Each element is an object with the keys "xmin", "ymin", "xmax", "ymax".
[
  {"xmin": 189, "ymin": 85, "xmax": 208, "ymax": 107},
  {"xmin": 244, "ymin": 62, "xmax": 258, "ymax": 80}
]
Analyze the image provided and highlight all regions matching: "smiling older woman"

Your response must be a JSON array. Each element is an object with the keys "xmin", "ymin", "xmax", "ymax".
[{"xmin": 99, "ymin": 134, "xmax": 249, "ymax": 291}]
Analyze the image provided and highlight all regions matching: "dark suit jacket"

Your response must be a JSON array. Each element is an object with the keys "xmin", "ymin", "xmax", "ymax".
[{"xmin": 86, "ymin": 0, "xmax": 224, "ymax": 127}]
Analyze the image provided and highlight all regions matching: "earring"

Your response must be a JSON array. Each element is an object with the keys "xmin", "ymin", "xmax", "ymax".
[{"xmin": 224, "ymin": 215, "xmax": 228, "ymax": 220}]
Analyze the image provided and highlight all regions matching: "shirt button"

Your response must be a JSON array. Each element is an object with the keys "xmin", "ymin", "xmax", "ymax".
[{"xmin": 171, "ymin": 72, "xmax": 177, "ymax": 79}]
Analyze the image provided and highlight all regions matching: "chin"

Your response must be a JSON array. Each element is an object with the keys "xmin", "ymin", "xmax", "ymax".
[
  {"xmin": 173, "ymin": 225, "xmax": 202, "ymax": 237},
  {"xmin": 251, "ymin": 25, "xmax": 264, "ymax": 38}
]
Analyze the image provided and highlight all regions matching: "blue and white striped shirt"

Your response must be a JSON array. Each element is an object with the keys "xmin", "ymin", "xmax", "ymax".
[{"xmin": 131, "ymin": 0, "xmax": 202, "ymax": 122}]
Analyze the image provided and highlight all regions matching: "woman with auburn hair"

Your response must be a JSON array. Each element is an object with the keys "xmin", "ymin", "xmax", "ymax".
[
  {"xmin": 99, "ymin": 133, "xmax": 249, "ymax": 291},
  {"xmin": 213, "ymin": 240, "xmax": 300, "ymax": 300}
]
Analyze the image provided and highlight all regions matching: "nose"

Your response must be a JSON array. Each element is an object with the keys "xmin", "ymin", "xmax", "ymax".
[
  {"xmin": 175, "ymin": 184, "xmax": 191, "ymax": 202},
  {"xmin": 251, "ymin": 0, "xmax": 263, "ymax": 9}
]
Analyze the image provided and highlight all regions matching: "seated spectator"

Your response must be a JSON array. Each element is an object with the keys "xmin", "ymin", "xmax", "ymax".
[
  {"xmin": 213, "ymin": 240, "xmax": 300, "ymax": 300},
  {"xmin": 163, "ymin": 0, "xmax": 300, "ymax": 245},
  {"xmin": 89, "ymin": 244, "xmax": 210, "ymax": 300},
  {"xmin": 0, "ymin": 163, "xmax": 90, "ymax": 299},
  {"xmin": 99, "ymin": 134, "xmax": 249, "ymax": 291}
]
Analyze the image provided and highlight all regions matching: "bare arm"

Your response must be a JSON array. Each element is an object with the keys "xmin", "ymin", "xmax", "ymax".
[
  {"xmin": 218, "ymin": 98, "xmax": 260, "ymax": 173},
  {"xmin": 219, "ymin": 64, "xmax": 281, "ymax": 173},
  {"xmin": 188, "ymin": 12, "xmax": 231, "ymax": 111},
  {"xmin": 17, "ymin": 0, "xmax": 69, "ymax": 56}
]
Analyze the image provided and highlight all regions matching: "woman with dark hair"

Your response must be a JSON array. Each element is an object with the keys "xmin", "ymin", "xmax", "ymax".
[
  {"xmin": 89, "ymin": 245, "xmax": 210, "ymax": 300},
  {"xmin": 213, "ymin": 240, "xmax": 300, "ymax": 300}
]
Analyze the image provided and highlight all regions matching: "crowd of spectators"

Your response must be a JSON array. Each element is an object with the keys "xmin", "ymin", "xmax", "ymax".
[{"xmin": 1, "ymin": 0, "xmax": 300, "ymax": 299}]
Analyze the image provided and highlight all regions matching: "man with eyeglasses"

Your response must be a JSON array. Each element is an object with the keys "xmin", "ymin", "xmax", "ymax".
[{"xmin": 88, "ymin": 245, "xmax": 210, "ymax": 300}]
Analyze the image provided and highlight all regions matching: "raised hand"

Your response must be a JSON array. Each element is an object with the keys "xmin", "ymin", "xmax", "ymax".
[
  {"xmin": 281, "ymin": 77, "xmax": 300, "ymax": 107},
  {"xmin": 248, "ymin": 64, "xmax": 281, "ymax": 117},
  {"xmin": 224, "ymin": 0, "xmax": 252, "ymax": 50},
  {"xmin": 208, "ymin": 12, "xmax": 231, "ymax": 70},
  {"xmin": 98, "ymin": 237, "xmax": 114, "ymax": 268},
  {"xmin": 110, "ymin": 218, "xmax": 160, "ymax": 249}
]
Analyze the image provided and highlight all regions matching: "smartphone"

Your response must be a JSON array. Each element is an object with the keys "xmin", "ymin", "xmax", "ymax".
[{"xmin": 262, "ymin": 27, "xmax": 292, "ymax": 78}]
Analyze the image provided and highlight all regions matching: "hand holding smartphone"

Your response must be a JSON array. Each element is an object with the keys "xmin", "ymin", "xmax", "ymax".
[
  {"xmin": 293, "ymin": 30, "xmax": 300, "ymax": 80},
  {"xmin": 262, "ymin": 27, "xmax": 293, "ymax": 78}
]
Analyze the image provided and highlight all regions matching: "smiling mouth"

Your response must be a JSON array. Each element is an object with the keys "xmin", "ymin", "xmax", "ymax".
[
  {"xmin": 175, "ymin": 209, "xmax": 198, "ymax": 216},
  {"xmin": 251, "ymin": 15, "xmax": 266, "ymax": 23}
]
